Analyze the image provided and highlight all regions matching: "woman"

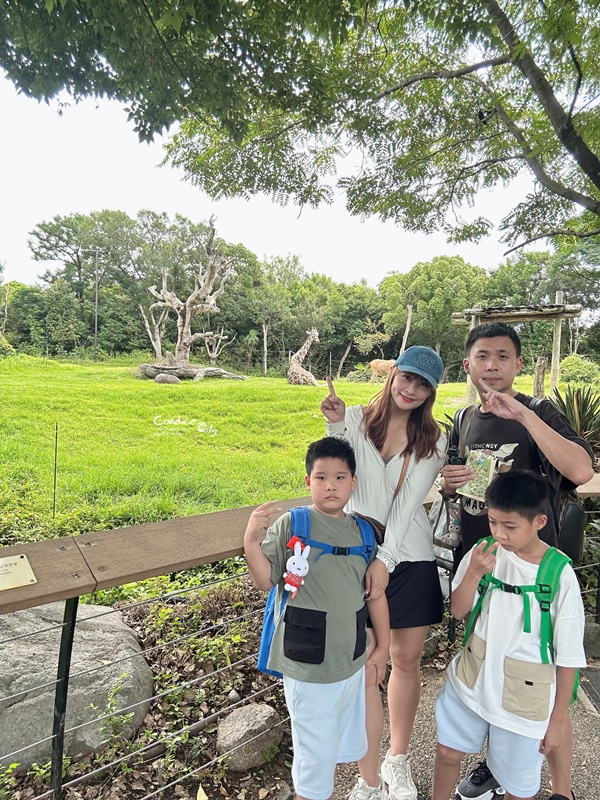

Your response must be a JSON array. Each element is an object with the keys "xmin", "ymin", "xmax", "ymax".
[{"xmin": 321, "ymin": 346, "xmax": 446, "ymax": 800}]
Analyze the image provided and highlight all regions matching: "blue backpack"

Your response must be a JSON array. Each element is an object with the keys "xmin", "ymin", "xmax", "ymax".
[{"xmin": 257, "ymin": 506, "xmax": 377, "ymax": 678}]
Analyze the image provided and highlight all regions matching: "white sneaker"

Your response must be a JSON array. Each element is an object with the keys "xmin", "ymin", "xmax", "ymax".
[
  {"xmin": 380, "ymin": 750, "xmax": 418, "ymax": 800},
  {"xmin": 347, "ymin": 776, "xmax": 389, "ymax": 800}
]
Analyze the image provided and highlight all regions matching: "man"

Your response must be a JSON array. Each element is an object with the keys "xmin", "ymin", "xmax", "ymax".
[{"xmin": 441, "ymin": 322, "xmax": 594, "ymax": 800}]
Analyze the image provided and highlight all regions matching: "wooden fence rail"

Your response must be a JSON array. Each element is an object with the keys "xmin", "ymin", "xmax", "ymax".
[
  {"xmin": 4, "ymin": 471, "xmax": 600, "ymax": 617},
  {"xmin": 0, "ymin": 497, "xmax": 311, "ymax": 616}
]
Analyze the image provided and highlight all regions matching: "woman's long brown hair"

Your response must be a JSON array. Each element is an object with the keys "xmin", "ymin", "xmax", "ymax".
[{"xmin": 362, "ymin": 366, "xmax": 441, "ymax": 460}]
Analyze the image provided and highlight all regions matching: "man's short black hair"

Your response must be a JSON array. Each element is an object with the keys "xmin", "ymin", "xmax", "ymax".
[
  {"xmin": 484, "ymin": 470, "xmax": 549, "ymax": 522},
  {"xmin": 465, "ymin": 322, "xmax": 522, "ymax": 357},
  {"xmin": 305, "ymin": 436, "xmax": 356, "ymax": 476}
]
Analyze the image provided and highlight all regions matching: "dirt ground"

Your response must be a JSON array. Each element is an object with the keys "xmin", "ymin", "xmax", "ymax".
[{"xmin": 331, "ymin": 667, "xmax": 600, "ymax": 800}]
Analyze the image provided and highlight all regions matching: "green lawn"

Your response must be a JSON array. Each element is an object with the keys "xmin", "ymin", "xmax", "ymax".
[{"xmin": 0, "ymin": 356, "xmax": 536, "ymax": 546}]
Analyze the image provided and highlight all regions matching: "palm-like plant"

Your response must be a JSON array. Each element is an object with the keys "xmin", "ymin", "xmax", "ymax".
[{"xmin": 550, "ymin": 385, "xmax": 600, "ymax": 460}]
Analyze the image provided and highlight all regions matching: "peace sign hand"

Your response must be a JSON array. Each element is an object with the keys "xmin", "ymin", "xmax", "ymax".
[
  {"xmin": 245, "ymin": 501, "xmax": 283, "ymax": 542},
  {"xmin": 320, "ymin": 376, "xmax": 346, "ymax": 423}
]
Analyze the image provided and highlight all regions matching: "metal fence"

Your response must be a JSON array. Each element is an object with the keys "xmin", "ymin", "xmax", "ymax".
[{"xmin": 1, "ymin": 501, "xmax": 598, "ymax": 799}]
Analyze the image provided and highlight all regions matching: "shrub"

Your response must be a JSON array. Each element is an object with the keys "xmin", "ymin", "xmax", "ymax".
[
  {"xmin": 345, "ymin": 368, "xmax": 372, "ymax": 382},
  {"xmin": 551, "ymin": 384, "xmax": 600, "ymax": 458},
  {"xmin": 560, "ymin": 354, "xmax": 600, "ymax": 384},
  {"xmin": 0, "ymin": 335, "xmax": 15, "ymax": 358}
]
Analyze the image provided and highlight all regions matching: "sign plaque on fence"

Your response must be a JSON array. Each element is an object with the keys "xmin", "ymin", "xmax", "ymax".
[{"xmin": 0, "ymin": 553, "xmax": 37, "ymax": 592}]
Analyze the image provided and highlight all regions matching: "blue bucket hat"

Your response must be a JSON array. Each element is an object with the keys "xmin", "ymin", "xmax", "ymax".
[{"xmin": 394, "ymin": 346, "xmax": 444, "ymax": 389}]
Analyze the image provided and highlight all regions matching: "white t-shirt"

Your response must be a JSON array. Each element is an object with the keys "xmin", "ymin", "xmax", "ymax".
[
  {"xmin": 448, "ymin": 543, "xmax": 586, "ymax": 738},
  {"xmin": 327, "ymin": 404, "xmax": 445, "ymax": 564}
]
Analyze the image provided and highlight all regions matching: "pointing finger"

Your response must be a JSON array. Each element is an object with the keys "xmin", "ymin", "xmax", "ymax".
[{"xmin": 325, "ymin": 375, "xmax": 337, "ymax": 397}]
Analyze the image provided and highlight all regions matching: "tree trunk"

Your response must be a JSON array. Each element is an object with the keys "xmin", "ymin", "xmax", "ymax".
[
  {"xmin": 262, "ymin": 323, "xmax": 268, "ymax": 376},
  {"xmin": 139, "ymin": 305, "xmax": 164, "ymax": 360},
  {"xmin": 569, "ymin": 318, "xmax": 581, "ymax": 354},
  {"xmin": 533, "ymin": 356, "xmax": 547, "ymax": 398},
  {"xmin": 482, "ymin": 0, "xmax": 600, "ymax": 194},
  {"xmin": 399, "ymin": 305, "xmax": 413, "ymax": 355},
  {"xmin": 336, "ymin": 340, "xmax": 353, "ymax": 379},
  {"xmin": 175, "ymin": 303, "xmax": 195, "ymax": 367},
  {"xmin": 1, "ymin": 283, "xmax": 8, "ymax": 336}
]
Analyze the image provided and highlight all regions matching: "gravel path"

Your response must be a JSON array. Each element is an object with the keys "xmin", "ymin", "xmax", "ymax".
[{"xmin": 331, "ymin": 667, "xmax": 600, "ymax": 800}]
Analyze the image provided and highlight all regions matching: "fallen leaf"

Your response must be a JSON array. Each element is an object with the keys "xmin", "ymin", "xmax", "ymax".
[
  {"xmin": 258, "ymin": 790, "xmax": 268, "ymax": 799},
  {"xmin": 197, "ymin": 786, "xmax": 208, "ymax": 800}
]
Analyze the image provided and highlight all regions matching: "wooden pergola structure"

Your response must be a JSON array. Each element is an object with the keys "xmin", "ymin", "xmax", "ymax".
[{"xmin": 452, "ymin": 292, "xmax": 582, "ymax": 403}]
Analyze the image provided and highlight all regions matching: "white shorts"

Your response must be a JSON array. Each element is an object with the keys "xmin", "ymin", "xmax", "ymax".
[
  {"xmin": 435, "ymin": 680, "xmax": 544, "ymax": 799},
  {"xmin": 283, "ymin": 668, "xmax": 367, "ymax": 800}
]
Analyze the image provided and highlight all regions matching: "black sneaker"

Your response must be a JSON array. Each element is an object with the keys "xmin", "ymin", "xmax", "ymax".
[{"xmin": 455, "ymin": 761, "xmax": 503, "ymax": 800}]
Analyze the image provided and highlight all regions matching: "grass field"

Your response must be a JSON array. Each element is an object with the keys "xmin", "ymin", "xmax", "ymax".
[{"xmin": 0, "ymin": 356, "xmax": 538, "ymax": 547}]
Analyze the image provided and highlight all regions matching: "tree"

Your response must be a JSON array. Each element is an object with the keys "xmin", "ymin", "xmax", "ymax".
[
  {"xmin": 146, "ymin": 218, "xmax": 234, "ymax": 366},
  {"xmin": 381, "ymin": 256, "xmax": 488, "ymax": 372},
  {"xmin": 354, "ymin": 320, "xmax": 392, "ymax": 359},
  {"xmin": 4, "ymin": 280, "xmax": 84, "ymax": 355},
  {"xmin": 242, "ymin": 329, "xmax": 260, "ymax": 370},
  {"xmin": 1, "ymin": 0, "xmax": 363, "ymax": 142},
  {"xmin": 486, "ymin": 252, "xmax": 553, "ymax": 308},
  {"xmin": 253, "ymin": 269, "xmax": 294, "ymax": 376},
  {"xmin": 27, "ymin": 210, "xmax": 248, "ymax": 357},
  {"xmin": 201, "ymin": 326, "xmax": 237, "ymax": 367},
  {"xmin": 165, "ymin": 0, "xmax": 600, "ymax": 252}
]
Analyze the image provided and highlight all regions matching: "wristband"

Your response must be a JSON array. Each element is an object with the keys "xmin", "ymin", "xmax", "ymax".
[{"xmin": 375, "ymin": 552, "xmax": 396, "ymax": 573}]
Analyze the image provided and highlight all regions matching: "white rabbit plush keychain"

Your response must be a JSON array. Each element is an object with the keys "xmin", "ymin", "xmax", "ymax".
[{"xmin": 283, "ymin": 536, "xmax": 311, "ymax": 599}]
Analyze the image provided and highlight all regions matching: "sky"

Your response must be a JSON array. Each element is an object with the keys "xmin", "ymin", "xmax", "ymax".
[{"xmin": 1, "ymin": 74, "xmax": 531, "ymax": 288}]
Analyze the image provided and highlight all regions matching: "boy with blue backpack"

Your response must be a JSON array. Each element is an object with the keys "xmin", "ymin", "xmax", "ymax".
[
  {"xmin": 431, "ymin": 470, "xmax": 585, "ymax": 800},
  {"xmin": 244, "ymin": 436, "xmax": 390, "ymax": 800}
]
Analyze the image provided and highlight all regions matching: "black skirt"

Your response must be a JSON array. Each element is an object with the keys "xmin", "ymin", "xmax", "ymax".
[{"xmin": 369, "ymin": 559, "xmax": 444, "ymax": 629}]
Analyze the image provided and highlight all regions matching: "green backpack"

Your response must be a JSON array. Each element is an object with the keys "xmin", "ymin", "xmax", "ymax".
[
  {"xmin": 463, "ymin": 537, "xmax": 570, "ymax": 663},
  {"xmin": 462, "ymin": 537, "xmax": 579, "ymax": 698}
]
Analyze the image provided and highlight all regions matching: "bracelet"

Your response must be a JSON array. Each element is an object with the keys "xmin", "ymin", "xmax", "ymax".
[{"xmin": 439, "ymin": 487, "xmax": 459, "ymax": 500}]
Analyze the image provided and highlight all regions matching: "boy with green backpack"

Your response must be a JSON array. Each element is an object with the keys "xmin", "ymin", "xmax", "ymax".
[
  {"xmin": 440, "ymin": 321, "xmax": 593, "ymax": 800},
  {"xmin": 431, "ymin": 470, "xmax": 585, "ymax": 800}
]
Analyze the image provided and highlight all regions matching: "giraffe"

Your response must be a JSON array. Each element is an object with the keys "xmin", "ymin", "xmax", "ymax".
[{"xmin": 287, "ymin": 328, "xmax": 320, "ymax": 386}]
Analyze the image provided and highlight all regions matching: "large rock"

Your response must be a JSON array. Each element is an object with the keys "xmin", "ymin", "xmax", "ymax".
[
  {"xmin": 0, "ymin": 602, "xmax": 154, "ymax": 770},
  {"xmin": 216, "ymin": 704, "xmax": 282, "ymax": 771},
  {"xmin": 155, "ymin": 373, "xmax": 181, "ymax": 384}
]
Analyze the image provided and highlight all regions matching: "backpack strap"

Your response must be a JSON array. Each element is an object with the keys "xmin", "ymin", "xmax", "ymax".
[
  {"xmin": 456, "ymin": 404, "xmax": 477, "ymax": 458},
  {"xmin": 462, "ymin": 536, "xmax": 499, "ymax": 645},
  {"xmin": 352, "ymin": 515, "xmax": 377, "ymax": 564},
  {"xmin": 267, "ymin": 506, "xmax": 311, "ymax": 624},
  {"xmin": 462, "ymin": 539, "xmax": 572, "ymax": 665},
  {"xmin": 534, "ymin": 547, "xmax": 571, "ymax": 664},
  {"xmin": 291, "ymin": 506, "xmax": 376, "ymax": 566},
  {"xmin": 289, "ymin": 506, "xmax": 311, "ymax": 540}
]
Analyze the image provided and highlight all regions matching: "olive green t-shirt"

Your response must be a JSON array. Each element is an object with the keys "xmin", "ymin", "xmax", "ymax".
[{"xmin": 261, "ymin": 506, "xmax": 375, "ymax": 683}]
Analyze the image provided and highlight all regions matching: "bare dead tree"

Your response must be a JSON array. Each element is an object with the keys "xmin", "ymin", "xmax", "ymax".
[
  {"xmin": 399, "ymin": 304, "xmax": 413, "ymax": 356},
  {"xmin": 139, "ymin": 303, "xmax": 169, "ymax": 360},
  {"xmin": 146, "ymin": 217, "xmax": 234, "ymax": 367},
  {"xmin": 336, "ymin": 339, "xmax": 353, "ymax": 379},
  {"xmin": 200, "ymin": 326, "xmax": 237, "ymax": 367}
]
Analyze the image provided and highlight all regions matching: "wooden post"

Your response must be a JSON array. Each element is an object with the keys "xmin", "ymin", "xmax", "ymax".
[
  {"xmin": 550, "ymin": 291, "xmax": 564, "ymax": 392},
  {"xmin": 466, "ymin": 306, "xmax": 482, "ymax": 404},
  {"xmin": 533, "ymin": 356, "xmax": 547, "ymax": 397}
]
